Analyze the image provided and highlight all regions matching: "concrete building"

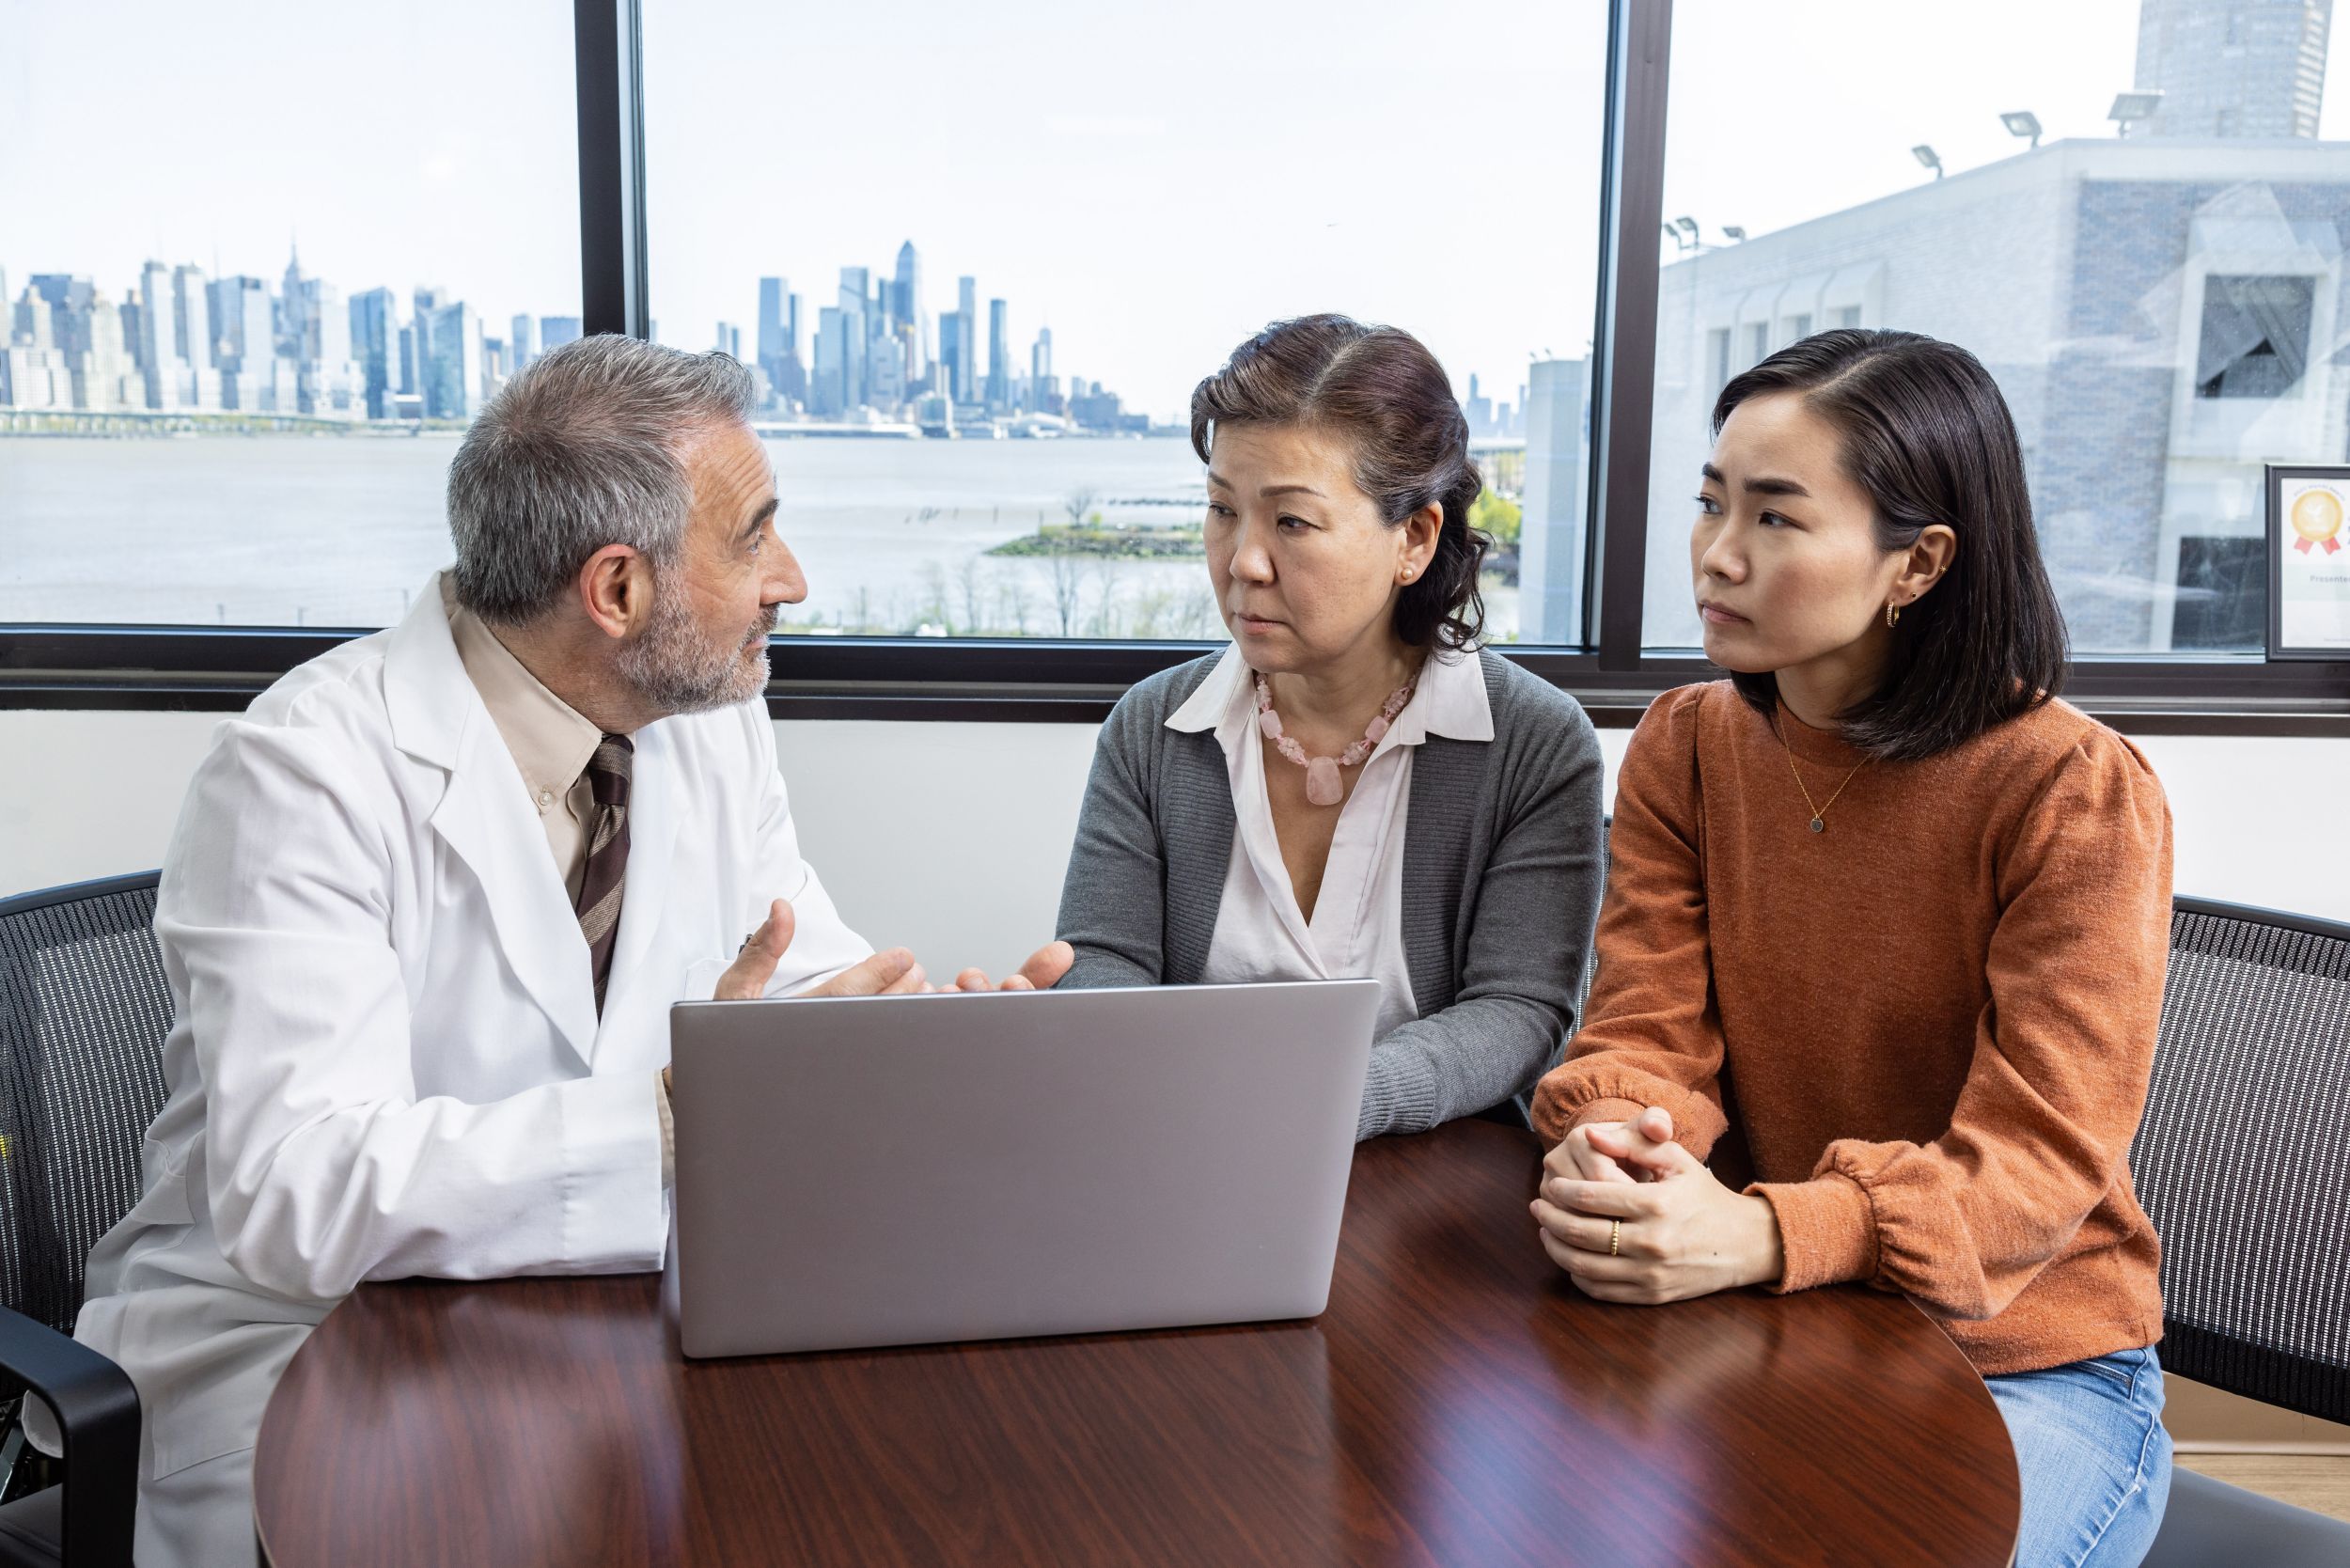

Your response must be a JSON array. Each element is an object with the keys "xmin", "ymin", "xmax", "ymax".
[
  {"xmin": 1518, "ymin": 358, "xmax": 1593, "ymax": 643},
  {"xmin": 2133, "ymin": 0, "xmax": 2329, "ymax": 139},
  {"xmin": 1633, "ymin": 0, "xmax": 2348, "ymax": 653}
]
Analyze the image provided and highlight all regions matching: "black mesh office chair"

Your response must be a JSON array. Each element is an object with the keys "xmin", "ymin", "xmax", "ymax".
[
  {"xmin": 0, "ymin": 872, "xmax": 173, "ymax": 1568},
  {"xmin": 2135, "ymin": 896, "xmax": 2350, "ymax": 1564}
]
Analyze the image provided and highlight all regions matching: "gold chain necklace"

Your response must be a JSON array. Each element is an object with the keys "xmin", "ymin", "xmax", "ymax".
[{"xmin": 1776, "ymin": 720, "xmax": 1869, "ymax": 835}]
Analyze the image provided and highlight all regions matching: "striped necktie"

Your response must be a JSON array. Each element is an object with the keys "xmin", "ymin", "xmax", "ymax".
[{"xmin": 574, "ymin": 733, "xmax": 634, "ymax": 1011}]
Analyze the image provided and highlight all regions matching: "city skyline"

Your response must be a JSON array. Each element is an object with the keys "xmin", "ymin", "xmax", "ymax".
[
  {"xmin": 4, "ymin": 239, "xmax": 1540, "ymax": 437},
  {"xmin": 14, "ymin": 2, "xmax": 2350, "ymax": 423}
]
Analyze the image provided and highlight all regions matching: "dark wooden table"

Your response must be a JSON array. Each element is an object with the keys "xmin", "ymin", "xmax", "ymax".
[{"xmin": 254, "ymin": 1120, "xmax": 2018, "ymax": 1566}]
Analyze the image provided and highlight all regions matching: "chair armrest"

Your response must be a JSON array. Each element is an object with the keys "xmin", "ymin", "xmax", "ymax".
[{"xmin": 0, "ymin": 1307, "xmax": 137, "ymax": 1568}]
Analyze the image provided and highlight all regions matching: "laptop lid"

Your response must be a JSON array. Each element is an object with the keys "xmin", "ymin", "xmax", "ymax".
[{"xmin": 668, "ymin": 978, "xmax": 1379, "ymax": 1358}]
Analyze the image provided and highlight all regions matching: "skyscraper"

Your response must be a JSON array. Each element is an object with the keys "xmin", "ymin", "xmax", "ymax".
[
  {"xmin": 954, "ymin": 276, "xmax": 977, "ymax": 404},
  {"xmin": 837, "ymin": 268, "xmax": 870, "ymax": 410},
  {"xmin": 74, "ymin": 290, "xmax": 138, "ymax": 412},
  {"xmin": 210, "ymin": 276, "xmax": 278, "ymax": 411},
  {"xmin": 410, "ymin": 295, "xmax": 482, "ymax": 420},
  {"xmin": 2132, "ymin": 0, "xmax": 2333, "ymax": 137},
  {"xmin": 756, "ymin": 276, "xmax": 801, "ymax": 407},
  {"xmin": 351, "ymin": 288, "xmax": 401, "ymax": 418},
  {"xmin": 1030, "ymin": 327, "xmax": 1056, "ymax": 415},
  {"xmin": 28, "ymin": 276, "xmax": 95, "ymax": 362},
  {"xmin": 937, "ymin": 312, "xmax": 964, "ymax": 408},
  {"xmin": 277, "ymin": 244, "xmax": 307, "ymax": 359},
  {"xmin": 812, "ymin": 305, "xmax": 848, "ymax": 416},
  {"xmin": 169, "ymin": 265, "xmax": 222, "ymax": 411},
  {"xmin": 509, "ymin": 313, "xmax": 538, "ymax": 374},
  {"xmin": 892, "ymin": 241, "xmax": 926, "ymax": 383},
  {"xmin": 539, "ymin": 315, "xmax": 583, "ymax": 352},
  {"xmin": 986, "ymin": 298, "xmax": 1010, "ymax": 413},
  {"xmin": 13, "ymin": 290, "xmax": 53, "ymax": 351},
  {"xmin": 170, "ymin": 266, "xmax": 213, "ymax": 369},
  {"xmin": 133, "ymin": 260, "xmax": 186, "ymax": 410},
  {"xmin": 290, "ymin": 276, "xmax": 361, "ymax": 419}
]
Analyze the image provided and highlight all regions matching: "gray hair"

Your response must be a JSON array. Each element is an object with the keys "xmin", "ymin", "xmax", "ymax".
[{"xmin": 446, "ymin": 334, "xmax": 758, "ymax": 625}]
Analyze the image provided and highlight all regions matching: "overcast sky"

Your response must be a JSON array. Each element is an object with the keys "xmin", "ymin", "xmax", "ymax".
[{"xmin": 7, "ymin": 0, "xmax": 2346, "ymax": 420}]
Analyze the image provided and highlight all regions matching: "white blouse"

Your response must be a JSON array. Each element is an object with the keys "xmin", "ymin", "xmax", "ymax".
[{"xmin": 1170, "ymin": 644, "xmax": 1495, "ymax": 1039}]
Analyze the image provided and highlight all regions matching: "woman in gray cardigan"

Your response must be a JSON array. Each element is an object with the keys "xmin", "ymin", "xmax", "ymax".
[{"xmin": 1055, "ymin": 315, "xmax": 1607, "ymax": 1140}]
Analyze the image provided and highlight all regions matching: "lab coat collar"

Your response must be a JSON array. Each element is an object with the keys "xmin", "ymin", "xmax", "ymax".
[{"xmin": 381, "ymin": 572, "xmax": 683, "ymax": 1070}]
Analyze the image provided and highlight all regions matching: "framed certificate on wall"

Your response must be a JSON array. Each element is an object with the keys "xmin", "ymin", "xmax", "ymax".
[{"xmin": 2267, "ymin": 464, "xmax": 2350, "ymax": 659}]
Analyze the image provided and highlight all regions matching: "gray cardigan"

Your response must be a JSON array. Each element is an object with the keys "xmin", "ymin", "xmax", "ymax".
[{"xmin": 1055, "ymin": 649, "xmax": 1607, "ymax": 1139}]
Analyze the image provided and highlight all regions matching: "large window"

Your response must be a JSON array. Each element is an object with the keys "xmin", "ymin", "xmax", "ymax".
[
  {"xmin": 6, "ymin": 0, "xmax": 2348, "ymax": 720},
  {"xmin": 0, "ymin": 0, "xmax": 581, "ymax": 629},
  {"xmin": 640, "ymin": 0, "xmax": 1608, "ymax": 643},
  {"xmin": 1639, "ymin": 0, "xmax": 2350, "ymax": 656}
]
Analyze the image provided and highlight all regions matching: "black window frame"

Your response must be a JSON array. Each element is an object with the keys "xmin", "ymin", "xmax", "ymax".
[{"xmin": 5, "ymin": 0, "xmax": 2346, "ymax": 736}]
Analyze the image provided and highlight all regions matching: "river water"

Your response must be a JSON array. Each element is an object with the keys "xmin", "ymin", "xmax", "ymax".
[{"xmin": 0, "ymin": 434, "xmax": 1521, "ymax": 639}]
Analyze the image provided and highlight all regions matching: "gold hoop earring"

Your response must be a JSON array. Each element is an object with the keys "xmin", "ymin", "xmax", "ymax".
[{"xmin": 1886, "ymin": 601, "xmax": 1903, "ymax": 629}]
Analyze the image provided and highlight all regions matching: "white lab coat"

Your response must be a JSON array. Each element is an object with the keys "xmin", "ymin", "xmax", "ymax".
[{"xmin": 42, "ymin": 576, "xmax": 868, "ymax": 1557}]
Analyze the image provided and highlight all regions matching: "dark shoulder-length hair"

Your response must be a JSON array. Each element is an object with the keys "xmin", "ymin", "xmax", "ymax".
[
  {"xmin": 1190, "ymin": 314, "xmax": 1488, "ymax": 651},
  {"xmin": 1714, "ymin": 328, "xmax": 2068, "ymax": 762}
]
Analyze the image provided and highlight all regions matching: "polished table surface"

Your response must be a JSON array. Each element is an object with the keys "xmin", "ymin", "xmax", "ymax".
[{"xmin": 255, "ymin": 1120, "xmax": 2019, "ymax": 1566}]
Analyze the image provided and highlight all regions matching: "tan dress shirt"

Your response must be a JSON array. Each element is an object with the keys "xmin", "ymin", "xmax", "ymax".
[{"xmin": 444, "ymin": 579, "xmax": 676, "ymax": 1180}]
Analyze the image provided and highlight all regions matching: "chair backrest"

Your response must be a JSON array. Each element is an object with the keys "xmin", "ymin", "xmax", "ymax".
[
  {"xmin": 2131, "ymin": 896, "xmax": 2350, "ymax": 1425},
  {"xmin": 0, "ymin": 874, "xmax": 172, "ymax": 1340}
]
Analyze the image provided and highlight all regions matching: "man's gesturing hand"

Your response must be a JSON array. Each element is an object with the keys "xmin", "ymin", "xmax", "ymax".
[{"xmin": 713, "ymin": 899, "xmax": 924, "ymax": 1002}]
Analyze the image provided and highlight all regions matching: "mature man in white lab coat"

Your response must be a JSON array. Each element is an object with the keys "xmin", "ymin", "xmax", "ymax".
[{"xmin": 44, "ymin": 336, "xmax": 1072, "ymax": 1566}]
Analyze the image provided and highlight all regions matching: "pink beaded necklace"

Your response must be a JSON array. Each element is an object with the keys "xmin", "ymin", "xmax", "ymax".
[{"xmin": 1253, "ymin": 670, "xmax": 1418, "ymax": 807}]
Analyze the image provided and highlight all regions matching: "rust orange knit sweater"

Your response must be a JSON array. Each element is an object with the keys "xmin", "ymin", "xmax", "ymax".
[{"xmin": 1530, "ymin": 682, "xmax": 2171, "ymax": 1376}]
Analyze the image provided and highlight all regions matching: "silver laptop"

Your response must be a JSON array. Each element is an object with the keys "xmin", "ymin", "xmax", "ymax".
[{"xmin": 666, "ymin": 979, "xmax": 1379, "ymax": 1358}]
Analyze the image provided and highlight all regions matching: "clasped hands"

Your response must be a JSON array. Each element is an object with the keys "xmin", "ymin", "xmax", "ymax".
[
  {"xmin": 714, "ymin": 898, "xmax": 1073, "ymax": 1002},
  {"xmin": 1530, "ymin": 1106, "xmax": 1785, "ymax": 1305}
]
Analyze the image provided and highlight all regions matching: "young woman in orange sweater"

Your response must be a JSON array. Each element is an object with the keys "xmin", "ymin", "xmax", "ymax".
[{"xmin": 1529, "ymin": 330, "xmax": 2173, "ymax": 1565}]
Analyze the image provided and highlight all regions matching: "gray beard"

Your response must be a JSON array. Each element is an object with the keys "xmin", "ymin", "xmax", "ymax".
[{"xmin": 616, "ymin": 586, "xmax": 775, "ymax": 715}]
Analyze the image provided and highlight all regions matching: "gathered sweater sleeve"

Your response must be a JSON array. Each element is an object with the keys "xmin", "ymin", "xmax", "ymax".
[
  {"xmin": 1055, "ymin": 686, "xmax": 1169, "ymax": 989},
  {"xmin": 1755, "ymin": 732, "xmax": 2173, "ymax": 1314},
  {"xmin": 1528, "ymin": 687, "xmax": 1732, "ymax": 1157}
]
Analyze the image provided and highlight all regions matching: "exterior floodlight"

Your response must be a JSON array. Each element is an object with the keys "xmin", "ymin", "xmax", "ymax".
[
  {"xmin": 2001, "ymin": 110, "xmax": 2043, "ymax": 148},
  {"xmin": 1673, "ymin": 216, "xmax": 1700, "ymax": 239},
  {"xmin": 2109, "ymin": 89, "xmax": 2164, "ymax": 136},
  {"xmin": 1721, "ymin": 225, "xmax": 1747, "ymax": 242},
  {"xmin": 1912, "ymin": 144, "xmax": 1943, "ymax": 179}
]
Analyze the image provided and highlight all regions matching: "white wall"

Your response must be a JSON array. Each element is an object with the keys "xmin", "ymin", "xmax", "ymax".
[{"xmin": 2, "ymin": 712, "xmax": 2344, "ymax": 974}]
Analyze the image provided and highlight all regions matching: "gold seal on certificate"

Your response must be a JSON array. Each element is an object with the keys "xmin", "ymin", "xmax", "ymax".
[
  {"xmin": 2290, "ymin": 487, "xmax": 2343, "ymax": 557},
  {"xmin": 2268, "ymin": 466, "xmax": 2350, "ymax": 658}
]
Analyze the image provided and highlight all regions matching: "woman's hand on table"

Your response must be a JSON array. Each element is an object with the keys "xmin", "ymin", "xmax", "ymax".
[
  {"xmin": 1531, "ymin": 1107, "xmax": 1786, "ymax": 1304},
  {"xmin": 1543, "ymin": 1105, "xmax": 1677, "ymax": 1184},
  {"xmin": 943, "ymin": 941, "xmax": 1075, "ymax": 993}
]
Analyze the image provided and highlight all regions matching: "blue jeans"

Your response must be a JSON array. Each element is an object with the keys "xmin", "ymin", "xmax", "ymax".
[{"xmin": 1986, "ymin": 1345, "xmax": 2173, "ymax": 1568}]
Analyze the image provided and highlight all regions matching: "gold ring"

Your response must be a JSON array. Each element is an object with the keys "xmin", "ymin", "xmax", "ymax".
[{"xmin": 1609, "ymin": 1219, "xmax": 1621, "ymax": 1257}]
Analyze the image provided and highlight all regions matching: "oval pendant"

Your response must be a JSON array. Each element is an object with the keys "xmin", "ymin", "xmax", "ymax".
[{"xmin": 1809, "ymin": 818, "xmax": 1825, "ymax": 833}]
